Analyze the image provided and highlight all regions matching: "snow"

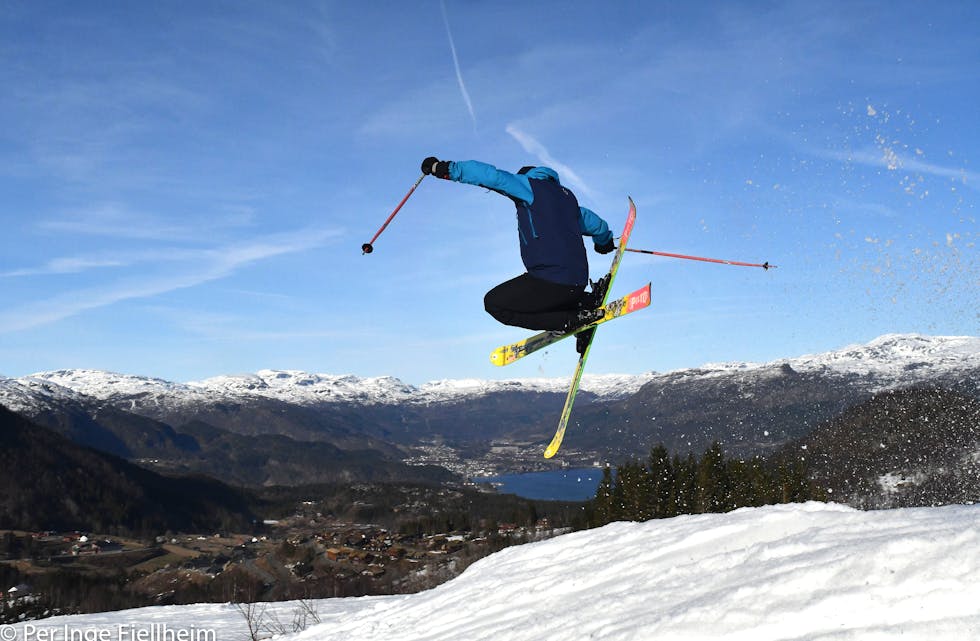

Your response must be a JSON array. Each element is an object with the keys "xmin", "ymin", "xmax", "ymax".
[
  {"xmin": 7, "ymin": 502, "xmax": 980, "ymax": 640},
  {"xmin": 417, "ymin": 372, "xmax": 655, "ymax": 400},
  {"xmin": 694, "ymin": 333, "xmax": 980, "ymax": 380},
  {"xmin": 0, "ymin": 375, "xmax": 96, "ymax": 414},
  {"xmin": 10, "ymin": 368, "xmax": 654, "ymax": 408},
  {"xmin": 877, "ymin": 471, "xmax": 927, "ymax": 495},
  {"xmin": 778, "ymin": 334, "xmax": 980, "ymax": 377}
]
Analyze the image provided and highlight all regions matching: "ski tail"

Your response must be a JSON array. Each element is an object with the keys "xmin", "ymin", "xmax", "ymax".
[{"xmin": 543, "ymin": 351, "xmax": 589, "ymax": 458}]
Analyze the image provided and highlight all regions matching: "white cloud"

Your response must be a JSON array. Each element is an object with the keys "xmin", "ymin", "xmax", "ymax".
[
  {"xmin": 505, "ymin": 124, "xmax": 598, "ymax": 201},
  {"xmin": 0, "ymin": 228, "xmax": 340, "ymax": 333}
]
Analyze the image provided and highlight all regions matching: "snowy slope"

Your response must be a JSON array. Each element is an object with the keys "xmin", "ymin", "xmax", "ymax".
[
  {"xmin": 698, "ymin": 333, "xmax": 980, "ymax": 380},
  {"xmin": 9, "ymin": 502, "xmax": 979, "ymax": 640},
  {"xmin": 0, "ymin": 375, "xmax": 101, "ymax": 415},
  {"xmin": 11, "ymin": 334, "xmax": 979, "ymax": 412}
]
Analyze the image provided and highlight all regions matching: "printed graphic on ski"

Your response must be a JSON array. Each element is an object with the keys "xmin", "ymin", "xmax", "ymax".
[
  {"xmin": 545, "ymin": 197, "xmax": 637, "ymax": 459},
  {"xmin": 489, "ymin": 283, "xmax": 651, "ymax": 366}
]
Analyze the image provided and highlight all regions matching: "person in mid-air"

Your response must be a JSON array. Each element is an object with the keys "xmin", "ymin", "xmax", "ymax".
[{"xmin": 420, "ymin": 156, "xmax": 615, "ymax": 353}]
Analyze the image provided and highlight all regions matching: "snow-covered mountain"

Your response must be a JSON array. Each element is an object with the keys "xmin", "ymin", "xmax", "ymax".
[
  {"xmin": 0, "ymin": 374, "xmax": 101, "ymax": 416},
  {"xmin": 698, "ymin": 333, "xmax": 980, "ymax": 382},
  {"xmin": 9, "ymin": 502, "xmax": 980, "ymax": 640},
  {"xmin": 568, "ymin": 333, "xmax": 979, "ymax": 459},
  {"xmin": 9, "ymin": 368, "xmax": 654, "ymax": 410},
  {"xmin": 6, "ymin": 333, "xmax": 977, "ymax": 411}
]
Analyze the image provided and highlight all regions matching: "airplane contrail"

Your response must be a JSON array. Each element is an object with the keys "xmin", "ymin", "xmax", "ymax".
[{"xmin": 441, "ymin": 0, "xmax": 477, "ymax": 131}]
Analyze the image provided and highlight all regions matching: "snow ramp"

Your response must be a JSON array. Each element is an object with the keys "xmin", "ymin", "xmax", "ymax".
[{"xmin": 296, "ymin": 501, "xmax": 980, "ymax": 641}]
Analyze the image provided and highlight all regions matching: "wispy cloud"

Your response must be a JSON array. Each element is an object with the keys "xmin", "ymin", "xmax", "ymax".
[
  {"xmin": 812, "ymin": 147, "xmax": 980, "ymax": 192},
  {"xmin": 1, "ymin": 257, "xmax": 127, "ymax": 278},
  {"xmin": 38, "ymin": 202, "xmax": 256, "ymax": 241},
  {"xmin": 440, "ymin": 0, "xmax": 477, "ymax": 132},
  {"xmin": 506, "ymin": 124, "xmax": 597, "ymax": 201},
  {"xmin": 144, "ymin": 305, "xmax": 366, "ymax": 342},
  {"xmin": 0, "ymin": 228, "xmax": 339, "ymax": 333},
  {"xmin": 846, "ymin": 202, "xmax": 901, "ymax": 220}
]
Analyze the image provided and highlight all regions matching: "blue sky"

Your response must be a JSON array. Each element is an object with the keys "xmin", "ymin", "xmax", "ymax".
[{"xmin": 1, "ymin": 1, "xmax": 977, "ymax": 385}]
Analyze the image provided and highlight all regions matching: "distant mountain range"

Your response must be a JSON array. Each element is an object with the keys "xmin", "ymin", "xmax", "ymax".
[
  {"xmin": 2, "ymin": 333, "xmax": 977, "ymax": 484},
  {"xmin": 10, "ymin": 333, "xmax": 977, "ymax": 409}
]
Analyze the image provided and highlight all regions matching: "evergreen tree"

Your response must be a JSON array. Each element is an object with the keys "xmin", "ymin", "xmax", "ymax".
[
  {"xmin": 591, "ymin": 467, "xmax": 616, "ymax": 525},
  {"xmin": 673, "ymin": 453, "xmax": 698, "ymax": 515},
  {"xmin": 696, "ymin": 442, "xmax": 730, "ymax": 512},
  {"xmin": 647, "ymin": 444, "xmax": 675, "ymax": 518},
  {"xmin": 588, "ymin": 441, "xmax": 822, "ymax": 526},
  {"xmin": 616, "ymin": 461, "xmax": 650, "ymax": 521},
  {"xmin": 778, "ymin": 459, "xmax": 815, "ymax": 503}
]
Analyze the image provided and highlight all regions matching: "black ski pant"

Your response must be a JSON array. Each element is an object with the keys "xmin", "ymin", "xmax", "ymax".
[{"xmin": 484, "ymin": 273, "xmax": 586, "ymax": 331}]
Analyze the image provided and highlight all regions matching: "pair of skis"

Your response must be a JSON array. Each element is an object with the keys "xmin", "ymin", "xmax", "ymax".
[{"xmin": 489, "ymin": 197, "xmax": 647, "ymax": 458}]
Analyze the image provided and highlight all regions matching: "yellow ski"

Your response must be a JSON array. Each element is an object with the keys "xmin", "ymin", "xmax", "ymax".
[
  {"xmin": 545, "ymin": 197, "xmax": 637, "ymax": 458},
  {"xmin": 489, "ymin": 283, "xmax": 651, "ymax": 366}
]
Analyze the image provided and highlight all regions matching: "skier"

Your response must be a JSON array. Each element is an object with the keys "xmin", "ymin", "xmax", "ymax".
[{"xmin": 420, "ymin": 156, "xmax": 615, "ymax": 353}]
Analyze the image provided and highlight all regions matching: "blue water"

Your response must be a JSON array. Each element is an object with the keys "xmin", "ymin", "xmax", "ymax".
[{"xmin": 474, "ymin": 467, "xmax": 604, "ymax": 502}]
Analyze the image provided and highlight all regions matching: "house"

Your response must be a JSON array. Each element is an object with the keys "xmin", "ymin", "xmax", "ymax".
[
  {"xmin": 96, "ymin": 539, "xmax": 122, "ymax": 553},
  {"xmin": 6, "ymin": 583, "xmax": 31, "ymax": 599}
]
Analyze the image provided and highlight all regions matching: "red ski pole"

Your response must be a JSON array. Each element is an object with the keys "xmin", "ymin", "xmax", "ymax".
[
  {"xmin": 362, "ymin": 174, "xmax": 426, "ymax": 254},
  {"xmin": 626, "ymin": 247, "xmax": 775, "ymax": 270}
]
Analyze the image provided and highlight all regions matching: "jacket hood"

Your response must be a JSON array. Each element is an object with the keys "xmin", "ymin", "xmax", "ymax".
[{"xmin": 524, "ymin": 166, "xmax": 560, "ymax": 184}]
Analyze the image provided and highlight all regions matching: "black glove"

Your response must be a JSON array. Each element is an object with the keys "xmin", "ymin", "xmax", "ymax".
[
  {"xmin": 595, "ymin": 238, "xmax": 615, "ymax": 254},
  {"xmin": 421, "ymin": 156, "xmax": 451, "ymax": 178}
]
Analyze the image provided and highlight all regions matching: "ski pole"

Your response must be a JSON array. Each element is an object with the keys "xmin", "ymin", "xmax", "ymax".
[
  {"xmin": 362, "ymin": 174, "xmax": 426, "ymax": 254},
  {"xmin": 625, "ymin": 248, "xmax": 775, "ymax": 270}
]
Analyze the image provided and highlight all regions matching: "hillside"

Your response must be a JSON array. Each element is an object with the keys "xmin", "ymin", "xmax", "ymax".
[
  {"xmin": 0, "ymin": 379, "xmax": 455, "ymax": 487},
  {"xmin": 784, "ymin": 386, "xmax": 980, "ymax": 508},
  {"xmin": 3, "ymin": 333, "xmax": 977, "ymax": 476},
  {"xmin": 0, "ymin": 405, "xmax": 255, "ymax": 536},
  {"xmin": 10, "ymin": 502, "xmax": 980, "ymax": 640}
]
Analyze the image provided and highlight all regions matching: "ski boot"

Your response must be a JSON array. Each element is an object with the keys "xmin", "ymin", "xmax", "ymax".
[
  {"xmin": 569, "ymin": 275, "xmax": 611, "ymax": 354},
  {"xmin": 587, "ymin": 273, "xmax": 611, "ymax": 308}
]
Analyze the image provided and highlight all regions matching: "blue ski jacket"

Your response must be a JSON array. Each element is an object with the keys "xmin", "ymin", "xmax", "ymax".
[{"xmin": 446, "ymin": 160, "xmax": 613, "ymax": 287}]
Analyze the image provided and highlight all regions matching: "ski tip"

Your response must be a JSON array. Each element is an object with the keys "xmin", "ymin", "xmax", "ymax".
[{"xmin": 543, "ymin": 425, "xmax": 568, "ymax": 458}]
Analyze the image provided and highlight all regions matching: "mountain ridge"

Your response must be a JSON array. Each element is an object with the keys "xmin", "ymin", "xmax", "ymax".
[
  {"xmin": 6, "ymin": 333, "xmax": 977, "ymax": 409},
  {"xmin": 2, "ymin": 333, "xmax": 977, "ymax": 473}
]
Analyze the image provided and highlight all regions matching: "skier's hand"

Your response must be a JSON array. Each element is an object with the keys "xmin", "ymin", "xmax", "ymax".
[
  {"xmin": 595, "ymin": 239, "xmax": 615, "ymax": 254},
  {"xmin": 421, "ymin": 157, "xmax": 451, "ymax": 178}
]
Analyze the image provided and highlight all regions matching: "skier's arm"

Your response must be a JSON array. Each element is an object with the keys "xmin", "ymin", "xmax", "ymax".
[
  {"xmin": 579, "ymin": 207, "xmax": 614, "ymax": 248},
  {"xmin": 448, "ymin": 160, "xmax": 534, "ymax": 204}
]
